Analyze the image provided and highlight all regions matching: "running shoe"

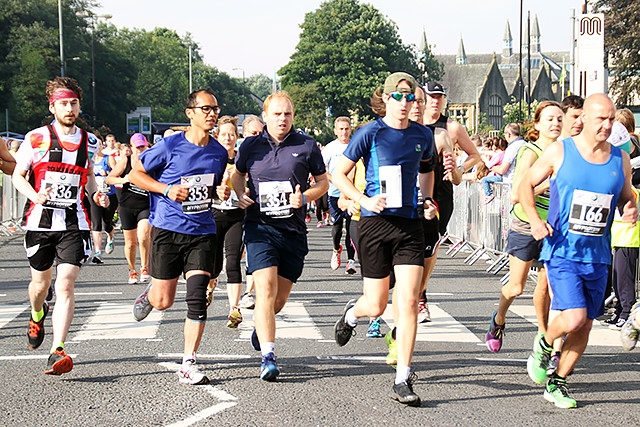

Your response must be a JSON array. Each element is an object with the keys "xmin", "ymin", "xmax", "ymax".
[
  {"xmin": 140, "ymin": 267, "xmax": 151, "ymax": 283},
  {"xmin": 128, "ymin": 270, "xmax": 139, "ymax": 285},
  {"xmin": 482, "ymin": 194, "xmax": 495, "ymax": 205},
  {"xmin": 390, "ymin": 374, "xmax": 420, "ymax": 407},
  {"xmin": 316, "ymin": 221, "xmax": 324, "ymax": 228},
  {"xmin": 104, "ymin": 238, "xmax": 115, "ymax": 254},
  {"xmin": 621, "ymin": 305, "xmax": 640, "ymax": 351},
  {"xmin": 366, "ymin": 317, "xmax": 383, "ymax": 338},
  {"xmin": 27, "ymin": 301, "xmax": 49, "ymax": 350},
  {"xmin": 417, "ymin": 299, "xmax": 431, "ymax": 323},
  {"xmin": 260, "ymin": 352, "xmax": 280, "ymax": 381},
  {"xmin": 178, "ymin": 359, "xmax": 210, "ymax": 385},
  {"xmin": 330, "ymin": 245, "xmax": 343, "ymax": 271},
  {"xmin": 227, "ymin": 307, "xmax": 243, "ymax": 328},
  {"xmin": 600, "ymin": 313, "xmax": 619, "ymax": 326},
  {"xmin": 547, "ymin": 351, "xmax": 561, "ymax": 376},
  {"xmin": 239, "ymin": 293, "xmax": 255, "ymax": 310},
  {"xmin": 385, "ymin": 330, "xmax": 398, "ymax": 367},
  {"xmin": 345, "ymin": 259, "xmax": 357, "ymax": 275},
  {"xmin": 485, "ymin": 311, "xmax": 505, "ymax": 352},
  {"xmin": 44, "ymin": 348, "xmax": 73, "ymax": 375},
  {"xmin": 334, "ymin": 299, "xmax": 356, "ymax": 346},
  {"xmin": 305, "ymin": 213, "xmax": 312, "ymax": 223},
  {"xmin": 527, "ymin": 334, "xmax": 553, "ymax": 384},
  {"xmin": 91, "ymin": 251, "xmax": 104, "ymax": 264},
  {"xmin": 544, "ymin": 377, "xmax": 577, "ymax": 409},
  {"xmin": 45, "ymin": 282, "xmax": 54, "ymax": 302},
  {"xmin": 609, "ymin": 318, "xmax": 626, "ymax": 331},
  {"xmin": 250, "ymin": 328, "xmax": 261, "ymax": 351},
  {"xmin": 133, "ymin": 282, "xmax": 153, "ymax": 321}
]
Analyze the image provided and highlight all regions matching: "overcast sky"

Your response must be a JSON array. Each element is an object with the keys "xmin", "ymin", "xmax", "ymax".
[{"xmin": 95, "ymin": 0, "xmax": 587, "ymax": 78}]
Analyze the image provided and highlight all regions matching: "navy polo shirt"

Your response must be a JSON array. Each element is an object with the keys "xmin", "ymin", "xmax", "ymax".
[{"xmin": 235, "ymin": 127, "xmax": 326, "ymax": 234}]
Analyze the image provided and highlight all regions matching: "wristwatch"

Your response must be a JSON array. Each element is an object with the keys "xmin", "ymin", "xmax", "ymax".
[{"xmin": 457, "ymin": 165, "xmax": 465, "ymax": 174}]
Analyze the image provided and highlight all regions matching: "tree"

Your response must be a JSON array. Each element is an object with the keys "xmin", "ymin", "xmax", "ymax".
[
  {"xmin": 503, "ymin": 97, "xmax": 539, "ymax": 137},
  {"xmin": 279, "ymin": 0, "xmax": 420, "ymax": 138},
  {"xmin": 594, "ymin": 0, "xmax": 640, "ymax": 105},
  {"xmin": 246, "ymin": 74, "xmax": 273, "ymax": 100}
]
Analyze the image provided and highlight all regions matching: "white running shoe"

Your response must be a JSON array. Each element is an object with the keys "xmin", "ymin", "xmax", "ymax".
[
  {"xmin": 345, "ymin": 259, "xmax": 356, "ymax": 275},
  {"xmin": 178, "ymin": 359, "xmax": 210, "ymax": 385},
  {"xmin": 239, "ymin": 293, "xmax": 255, "ymax": 309}
]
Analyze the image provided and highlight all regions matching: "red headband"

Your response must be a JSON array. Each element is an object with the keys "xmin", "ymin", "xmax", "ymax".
[{"xmin": 49, "ymin": 88, "xmax": 79, "ymax": 105}]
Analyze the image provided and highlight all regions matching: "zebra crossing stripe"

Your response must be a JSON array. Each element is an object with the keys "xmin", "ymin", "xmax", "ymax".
[
  {"xmin": 380, "ymin": 304, "xmax": 481, "ymax": 343},
  {"xmin": 0, "ymin": 305, "xmax": 28, "ymax": 329},
  {"xmin": 239, "ymin": 301, "xmax": 323, "ymax": 341},
  {"xmin": 73, "ymin": 302, "xmax": 163, "ymax": 341},
  {"xmin": 509, "ymin": 305, "xmax": 622, "ymax": 347}
]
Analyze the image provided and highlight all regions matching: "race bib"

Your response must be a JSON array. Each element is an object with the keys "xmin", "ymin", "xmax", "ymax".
[
  {"xmin": 128, "ymin": 183, "xmax": 148, "ymax": 196},
  {"xmin": 258, "ymin": 180, "xmax": 293, "ymax": 218},
  {"xmin": 95, "ymin": 175, "xmax": 110, "ymax": 194},
  {"xmin": 43, "ymin": 171, "xmax": 80, "ymax": 209},
  {"xmin": 213, "ymin": 191, "xmax": 240, "ymax": 210},
  {"xmin": 568, "ymin": 189, "xmax": 613, "ymax": 236},
  {"xmin": 181, "ymin": 173, "xmax": 215, "ymax": 214},
  {"xmin": 379, "ymin": 165, "xmax": 402, "ymax": 208}
]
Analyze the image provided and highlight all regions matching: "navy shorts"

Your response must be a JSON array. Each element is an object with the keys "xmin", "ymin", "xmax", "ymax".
[
  {"xmin": 546, "ymin": 256, "xmax": 608, "ymax": 320},
  {"xmin": 328, "ymin": 196, "xmax": 347, "ymax": 224},
  {"xmin": 243, "ymin": 222, "xmax": 308, "ymax": 283},
  {"xmin": 506, "ymin": 229, "xmax": 543, "ymax": 262}
]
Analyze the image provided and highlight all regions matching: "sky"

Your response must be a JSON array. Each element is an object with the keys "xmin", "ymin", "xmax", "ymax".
[{"xmin": 95, "ymin": 0, "xmax": 588, "ymax": 78}]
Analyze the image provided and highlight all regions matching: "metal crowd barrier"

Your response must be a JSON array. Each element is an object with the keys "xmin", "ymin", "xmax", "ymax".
[
  {"xmin": 0, "ymin": 173, "xmax": 27, "ymax": 236},
  {"xmin": 446, "ymin": 181, "xmax": 514, "ymax": 282}
]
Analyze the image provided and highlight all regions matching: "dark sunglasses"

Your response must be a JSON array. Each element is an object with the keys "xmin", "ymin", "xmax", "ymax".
[{"xmin": 389, "ymin": 92, "xmax": 416, "ymax": 102}]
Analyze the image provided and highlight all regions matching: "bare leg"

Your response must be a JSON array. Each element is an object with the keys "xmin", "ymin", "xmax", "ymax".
[
  {"xmin": 122, "ymin": 229, "xmax": 138, "ymax": 271},
  {"xmin": 50, "ymin": 263, "xmax": 80, "ymax": 350},
  {"xmin": 137, "ymin": 219, "xmax": 151, "ymax": 269}
]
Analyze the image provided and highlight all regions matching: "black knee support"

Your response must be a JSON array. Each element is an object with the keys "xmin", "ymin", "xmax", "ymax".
[{"xmin": 185, "ymin": 274, "xmax": 210, "ymax": 321}]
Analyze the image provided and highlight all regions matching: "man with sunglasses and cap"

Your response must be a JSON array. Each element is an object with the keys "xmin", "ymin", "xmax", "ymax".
[{"xmin": 332, "ymin": 72, "xmax": 436, "ymax": 406}]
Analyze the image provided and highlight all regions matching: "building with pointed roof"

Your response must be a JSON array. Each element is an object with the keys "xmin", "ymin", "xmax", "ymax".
[{"xmin": 431, "ymin": 15, "xmax": 570, "ymax": 134}]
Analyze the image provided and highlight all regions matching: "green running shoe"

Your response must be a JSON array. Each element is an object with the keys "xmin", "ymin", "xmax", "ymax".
[
  {"xmin": 544, "ymin": 377, "xmax": 577, "ymax": 409},
  {"xmin": 527, "ymin": 333, "xmax": 552, "ymax": 384},
  {"xmin": 385, "ymin": 330, "xmax": 398, "ymax": 367}
]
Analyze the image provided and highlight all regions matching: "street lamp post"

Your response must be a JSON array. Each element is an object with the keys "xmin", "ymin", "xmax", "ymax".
[
  {"xmin": 76, "ymin": 10, "xmax": 112, "ymax": 126},
  {"xmin": 58, "ymin": 0, "xmax": 64, "ymax": 76}
]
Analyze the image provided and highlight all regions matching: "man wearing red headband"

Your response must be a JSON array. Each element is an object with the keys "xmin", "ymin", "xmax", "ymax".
[{"xmin": 12, "ymin": 77, "xmax": 109, "ymax": 375}]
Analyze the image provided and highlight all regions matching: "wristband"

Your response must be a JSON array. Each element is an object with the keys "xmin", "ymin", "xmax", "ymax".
[
  {"xmin": 457, "ymin": 165, "xmax": 465, "ymax": 174},
  {"xmin": 302, "ymin": 194, "xmax": 307, "ymax": 205},
  {"xmin": 163, "ymin": 184, "xmax": 173, "ymax": 196},
  {"xmin": 424, "ymin": 197, "xmax": 434, "ymax": 204}
]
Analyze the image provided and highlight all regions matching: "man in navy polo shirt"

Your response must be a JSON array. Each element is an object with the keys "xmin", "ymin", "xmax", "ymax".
[{"xmin": 231, "ymin": 91, "xmax": 328, "ymax": 381}]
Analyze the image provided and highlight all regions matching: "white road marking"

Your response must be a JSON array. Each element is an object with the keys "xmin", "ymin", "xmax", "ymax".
[
  {"xmin": 239, "ymin": 301, "xmax": 323, "ymax": 340},
  {"xmin": 509, "ymin": 305, "xmax": 623, "ymax": 347},
  {"xmin": 0, "ymin": 304, "xmax": 28, "ymax": 329},
  {"xmin": 381, "ymin": 304, "xmax": 481, "ymax": 343},
  {"xmin": 74, "ymin": 292, "xmax": 123, "ymax": 296},
  {"xmin": 158, "ymin": 353, "xmax": 251, "ymax": 360},
  {"xmin": 72, "ymin": 302, "xmax": 163, "ymax": 341},
  {"xmin": 0, "ymin": 353, "xmax": 78, "ymax": 361},
  {"xmin": 159, "ymin": 362, "xmax": 237, "ymax": 426}
]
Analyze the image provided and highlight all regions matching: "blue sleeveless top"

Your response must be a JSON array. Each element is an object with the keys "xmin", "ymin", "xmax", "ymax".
[{"xmin": 541, "ymin": 138, "xmax": 625, "ymax": 264}]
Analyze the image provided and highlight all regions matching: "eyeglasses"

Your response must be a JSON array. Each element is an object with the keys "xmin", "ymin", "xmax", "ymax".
[
  {"xmin": 388, "ymin": 92, "xmax": 416, "ymax": 102},
  {"xmin": 189, "ymin": 105, "xmax": 221, "ymax": 115},
  {"xmin": 414, "ymin": 99, "xmax": 426, "ymax": 105}
]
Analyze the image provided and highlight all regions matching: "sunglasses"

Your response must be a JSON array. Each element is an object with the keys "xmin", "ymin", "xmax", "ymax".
[
  {"xmin": 388, "ymin": 92, "xmax": 416, "ymax": 102},
  {"xmin": 189, "ymin": 105, "xmax": 221, "ymax": 115}
]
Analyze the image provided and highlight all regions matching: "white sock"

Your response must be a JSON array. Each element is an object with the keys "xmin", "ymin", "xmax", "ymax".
[
  {"xmin": 182, "ymin": 354, "xmax": 195, "ymax": 364},
  {"xmin": 345, "ymin": 307, "xmax": 359, "ymax": 327},
  {"xmin": 261, "ymin": 342, "xmax": 275, "ymax": 356},
  {"xmin": 395, "ymin": 366, "xmax": 411, "ymax": 385}
]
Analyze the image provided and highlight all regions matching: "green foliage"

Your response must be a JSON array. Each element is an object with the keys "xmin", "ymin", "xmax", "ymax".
[
  {"xmin": 593, "ymin": 0, "xmax": 640, "ymax": 106},
  {"xmin": 246, "ymin": 74, "xmax": 273, "ymax": 100},
  {"xmin": 279, "ymin": 0, "xmax": 420, "ymax": 133},
  {"xmin": 503, "ymin": 97, "xmax": 539, "ymax": 137},
  {"xmin": 476, "ymin": 113, "xmax": 495, "ymax": 137}
]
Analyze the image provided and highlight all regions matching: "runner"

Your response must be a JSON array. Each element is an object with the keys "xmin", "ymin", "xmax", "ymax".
[
  {"xmin": 130, "ymin": 88, "xmax": 228, "ymax": 385},
  {"xmin": 331, "ymin": 72, "xmax": 436, "ymax": 406},
  {"xmin": 522, "ymin": 93, "xmax": 637, "ymax": 408},
  {"xmin": 12, "ymin": 76, "xmax": 108, "ymax": 375}
]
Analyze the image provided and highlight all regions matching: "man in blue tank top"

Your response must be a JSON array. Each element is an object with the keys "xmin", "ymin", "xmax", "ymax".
[
  {"xmin": 129, "ymin": 88, "xmax": 228, "ymax": 386},
  {"xmin": 519, "ymin": 93, "xmax": 638, "ymax": 408}
]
